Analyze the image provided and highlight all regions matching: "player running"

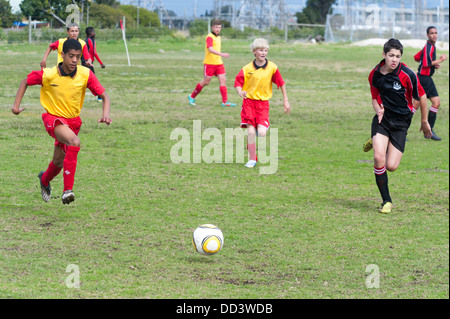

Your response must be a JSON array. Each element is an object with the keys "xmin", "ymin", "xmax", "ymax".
[
  {"xmin": 12, "ymin": 39, "xmax": 112, "ymax": 205},
  {"xmin": 188, "ymin": 19, "xmax": 236, "ymax": 108},
  {"xmin": 234, "ymin": 38, "xmax": 290, "ymax": 168},
  {"xmin": 367, "ymin": 38, "xmax": 431, "ymax": 214}
]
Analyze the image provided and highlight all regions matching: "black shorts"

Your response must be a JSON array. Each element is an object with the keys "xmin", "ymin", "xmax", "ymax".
[
  {"xmin": 418, "ymin": 74, "xmax": 439, "ymax": 98},
  {"xmin": 371, "ymin": 109, "xmax": 412, "ymax": 153},
  {"xmin": 81, "ymin": 60, "xmax": 95, "ymax": 74}
]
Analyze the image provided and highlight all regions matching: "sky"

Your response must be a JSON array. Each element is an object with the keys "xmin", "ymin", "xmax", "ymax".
[{"xmin": 8, "ymin": 0, "xmax": 449, "ymax": 17}]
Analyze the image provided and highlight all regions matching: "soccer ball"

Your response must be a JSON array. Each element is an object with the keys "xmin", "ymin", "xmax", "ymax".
[{"xmin": 192, "ymin": 224, "xmax": 224, "ymax": 255}]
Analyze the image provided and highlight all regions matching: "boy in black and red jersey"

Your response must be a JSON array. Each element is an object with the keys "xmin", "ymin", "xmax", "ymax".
[
  {"xmin": 413, "ymin": 26, "xmax": 447, "ymax": 141},
  {"xmin": 368, "ymin": 39, "xmax": 431, "ymax": 214}
]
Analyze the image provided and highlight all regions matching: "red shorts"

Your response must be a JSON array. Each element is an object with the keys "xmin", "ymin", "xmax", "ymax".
[
  {"xmin": 240, "ymin": 99, "xmax": 270, "ymax": 129},
  {"xmin": 204, "ymin": 64, "xmax": 226, "ymax": 77},
  {"xmin": 42, "ymin": 113, "xmax": 82, "ymax": 153}
]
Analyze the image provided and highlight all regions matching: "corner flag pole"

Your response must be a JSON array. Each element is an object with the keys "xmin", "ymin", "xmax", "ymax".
[{"xmin": 120, "ymin": 16, "xmax": 131, "ymax": 66}]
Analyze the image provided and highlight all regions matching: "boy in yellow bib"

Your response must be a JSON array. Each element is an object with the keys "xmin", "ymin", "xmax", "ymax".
[
  {"xmin": 40, "ymin": 23, "xmax": 92, "ymax": 69},
  {"xmin": 188, "ymin": 20, "xmax": 236, "ymax": 107},
  {"xmin": 12, "ymin": 39, "xmax": 111, "ymax": 205},
  {"xmin": 235, "ymin": 38, "xmax": 290, "ymax": 168}
]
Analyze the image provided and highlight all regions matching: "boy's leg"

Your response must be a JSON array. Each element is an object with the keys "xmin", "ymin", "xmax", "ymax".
[
  {"xmin": 54, "ymin": 124, "xmax": 81, "ymax": 194},
  {"xmin": 428, "ymin": 96, "xmax": 441, "ymax": 140},
  {"xmin": 245, "ymin": 126, "xmax": 257, "ymax": 167},
  {"xmin": 40, "ymin": 145, "xmax": 65, "ymax": 187},
  {"xmin": 372, "ymin": 133, "xmax": 392, "ymax": 209},
  {"xmin": 218, "ymin": 74, "xmax": 227, "ymax": 104},
  {"xmin": 189, "ymin": 76, "xmax": 211, "ymax": 105},
  {"xmin": 218, "ymin": 74, "xmax": 236, "ymax": 107}
]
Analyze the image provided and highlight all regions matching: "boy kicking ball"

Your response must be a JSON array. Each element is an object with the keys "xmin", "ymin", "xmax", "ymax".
[
  {"xmin": 12, "ymin": 39, "xmax": 112, "ymax": 205},
  {"xmin": 234, "ymin": 38, "xmax": 290, "ymax": 168}
]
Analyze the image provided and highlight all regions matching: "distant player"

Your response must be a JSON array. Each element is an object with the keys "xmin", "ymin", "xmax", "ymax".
[
  {"xmin": 83, "ymin": 26, "xmax": 106, "ymax": 101},
  {"xmin": 234, "ymin": 38, "xmax": 290, "ymax": 168},
  {"xmin": 83, "ymin": 26, "xmax": 106, "ymax": 73},
  {"xmin": 413, "ymin": 26, "xmax": 447, "ymax": 141},
  {"xmin": 188, "ymin": 19, "xmax": 236, "ymax": 107},
  {"xmin": 368, "ymin": 38, "xmax": 431, "ymax": 214},
  {"xmin": 40, "ymin": 23, "xmax": 92, "ymax": 69},
  {"xmin": 12, "ymin": 39, "xmax": 112, "ymax": 205}
]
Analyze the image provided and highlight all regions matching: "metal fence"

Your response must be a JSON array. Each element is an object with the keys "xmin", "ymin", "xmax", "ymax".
[{"xmin": 325, "ymin": 1, "xmax": 449, "ymax": 43}]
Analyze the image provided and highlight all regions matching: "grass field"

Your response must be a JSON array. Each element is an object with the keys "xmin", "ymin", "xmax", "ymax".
[{"xmin": 0, "ymin": 37, "xmax": 448, "ymax": 299}]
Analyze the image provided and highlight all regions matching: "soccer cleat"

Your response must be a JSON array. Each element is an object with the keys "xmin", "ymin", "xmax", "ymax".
[
  {"xmin": 221, "ymin": 101, "xmax": 236, "ymax": 107},
  {"xmin": 62, "ymin": 190, "xmax": 75, "ymax": 205},
  {"xmin": 244, "ymin": 160, "xmax": 257, "ymax": 168},
  {"xmin": 38, "ymin": 171, "xmax": 51, "ymax": 202},
  {"xmin": 430, "ymin": 131, "xmax": 442, "ymax": 141},
  {"xmin": 188, "ymin": 95, "xmax": 196, "ymax": 106},
  {"xmin": 379, "ymin": 201, "xmax": 393, "ymax": 214},
  {"xmin": 363, "ymin": 138, "xmax": 373, "ymax": 152}
]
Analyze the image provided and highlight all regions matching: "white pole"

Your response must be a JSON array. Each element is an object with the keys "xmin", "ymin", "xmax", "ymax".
[
  {"xmin": 121, "ymin": 16, "xmax": 131, "ymax": 66},
  {"xmin": 28, "ymin": 16, "xmax": 32, "ymax": 44}
]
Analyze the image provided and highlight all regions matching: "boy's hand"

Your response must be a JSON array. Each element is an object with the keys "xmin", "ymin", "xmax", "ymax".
[
  {"xmin": 40, "ymin": 60, "xmax": 46, "ymax": 68},
  {"xmin": 377, "ymin": 104, "xmax": 385, "ymax": 123},
  {"xmin": 239, "ymin": 90, "xmax": 247, "ymax": 99},
  {"xmin": 101, "ymin": 64, "xmax": 106, "ymax": 69},
  {"xmin": 284, "ymin": 100, "xmax": 291, "ymax": 114},
  {"xmin": 221, "ymin": 53, "xmax": 230, "ymax": 58},
  {"xmin": 98, "ymin": 117, "xmax": 112, "ymax": 125},
  {"xmin": 420, "ymin": 121, "xmax": 432, "ymax": 139},
  {"xmin": 11, "ymin": 106, "xmax": 24, "ymax": 115},
  {"xmin": 439, "ymin": 54, "xmax": 447, "ymax": 62}
]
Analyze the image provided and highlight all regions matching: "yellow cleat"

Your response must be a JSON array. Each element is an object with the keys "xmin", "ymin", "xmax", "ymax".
[
  {"xmin": 363, "ymin": 138, "xmax": 373, "ymax": 152},
  {"xmin": 379, "ymin": 202, "xmax": 393, "ymax": 214}
]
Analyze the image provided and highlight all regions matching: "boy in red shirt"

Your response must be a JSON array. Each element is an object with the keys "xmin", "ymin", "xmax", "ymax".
[
  {"xmin": 413, "ymin": 26, "xmax": 447, "ymax": 141},
  {"xmin": 368, "ymin": 38, "xmax": 431, "ymax": 214},
  {"xmin": 83, "ymin": 26, "xmax": 106, "ymax": 101},
  {"xmin": 83, "ymin": 27, "xmax": 106, "ymax": 72},
  {"xmin": 188, "ymin": 19, "xmax": 236, "ymax": 107},
  {"xmin": 12, "ymin": 39, "xmax": 112, "ymax": 205},
  {"xmin": 234, "ymin": 38, "xmax": 290, "ymax": 168}
]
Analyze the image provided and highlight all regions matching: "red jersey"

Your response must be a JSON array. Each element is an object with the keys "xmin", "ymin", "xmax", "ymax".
[
  {"xmin": 85, "ymin": 38, "xmax": 103, "ymax": 65},
  {"xmin": 369, "ymin": 60, "xmax": 425, "ymax": 115},
  {"xmin": 414, "ymin": 41, "xmax": 436, "ymax": 76}
]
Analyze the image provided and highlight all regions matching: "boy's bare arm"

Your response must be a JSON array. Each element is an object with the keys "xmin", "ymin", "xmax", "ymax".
[
  {"xmin": 208, "ymin": 47, "xmax": 229, "ymax": 58},
  {"xmin": 40, "ymin": 46, "xmax": 52, "ymax": 68},
  {"xmin": 11, "ymin": 79, "xmax": 28, "ymax": 115},
  {"xmin": 280, "ymin": 84, "xmax": 290, "ymax": 114},
  {"xmin": 97, "ymin": 92, "xmax": 112, "ymax": 125},
  {"xmin": 235, "ymin": 86, "xmax": 247, "ymax": 99},
  {"xmin": 418, "ymin": 95, "xmax": 432, "ymax": 138}
]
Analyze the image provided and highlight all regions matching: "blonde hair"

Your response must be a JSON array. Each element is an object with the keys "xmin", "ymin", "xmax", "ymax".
[{"xmin": 251, "ymin": 38, "xmax": 269, "ymax": 51}]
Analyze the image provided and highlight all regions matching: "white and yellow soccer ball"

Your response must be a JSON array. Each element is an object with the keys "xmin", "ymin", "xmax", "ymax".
[{"xmin": 192, "ymin": 224, "xmax": 224, "ymax": 255}]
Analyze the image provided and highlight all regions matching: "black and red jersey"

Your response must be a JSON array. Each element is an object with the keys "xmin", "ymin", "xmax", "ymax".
[
  {"xmin": 369, "ymin": 60, "xmax": 425, "ymax": 115},
  {"xmin": 414, "ymin": 41, "xmax": 436, "ymax": 76}
]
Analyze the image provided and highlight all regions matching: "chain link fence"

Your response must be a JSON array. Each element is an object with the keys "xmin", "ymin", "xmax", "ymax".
[{"xmin": 325, "ymin": 1, "xmax": 449, "ymax": 43}]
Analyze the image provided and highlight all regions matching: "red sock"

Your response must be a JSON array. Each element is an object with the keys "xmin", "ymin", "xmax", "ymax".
[
  {"xmin": 247, "ymin": 143, "xmax": 257, "ymax": 161},
  {"xmin": 63, "ymin": 145, "xmax": 80, "ymax": 191},
  {"xmin": 219, "ymin": 86, "xmax": 227, "ymax": 103},
  {"xmin": 191, "ymin": 83, "xmax": 203, "ymax": 98},
  {"xmin": 41, "ymin": 161, "xmax": 62, "ymax": 187}
]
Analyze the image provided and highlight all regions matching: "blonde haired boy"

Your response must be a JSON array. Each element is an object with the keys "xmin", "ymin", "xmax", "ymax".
[{"xmin": 234, "ymin": 38, "xmax": 290, "ymax": 168}]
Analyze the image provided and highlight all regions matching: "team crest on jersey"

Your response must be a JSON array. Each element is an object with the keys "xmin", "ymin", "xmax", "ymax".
[{"xmin": 393, "ymin": 82, "xmax": 402, "ymax": 90}]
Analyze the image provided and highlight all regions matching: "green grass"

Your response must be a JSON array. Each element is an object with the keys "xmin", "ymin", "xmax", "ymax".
[{"xmin": 0, "ymin": 38, "xmax": 448, "ymax": 299}]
